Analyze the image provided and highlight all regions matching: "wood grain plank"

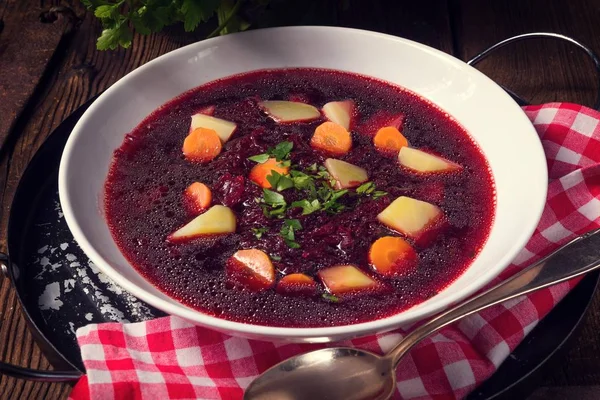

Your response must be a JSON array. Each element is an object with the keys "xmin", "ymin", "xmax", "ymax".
[
  {"xmin": 452, "ymin": 0, "xmax": 600, "ymax": 108},
  {"xmin": 0, "ymin": 0, "xmax": 75, "ymax": 151},
  {"xmin": 338, "ymin": 0, "xmax": 454, "ymax": 53}
]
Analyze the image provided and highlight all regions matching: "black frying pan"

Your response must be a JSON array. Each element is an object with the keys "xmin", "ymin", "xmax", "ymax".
[{"xmin": 1, "ymin": 33, "xmax": 599, "ymax": 399}]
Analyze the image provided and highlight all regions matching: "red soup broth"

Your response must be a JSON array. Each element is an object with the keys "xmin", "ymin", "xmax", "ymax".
[{"xmin": 104, "ymin": 69, "xmax": 495, "ymax": 327}]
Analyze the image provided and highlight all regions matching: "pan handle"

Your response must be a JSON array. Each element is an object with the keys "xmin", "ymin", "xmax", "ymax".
[
  {"xmin": 0, "ymin": 253, "xmax": 8, "ymax": 278},
  {"xmin": 0, "ymin": 252, "xmax": 82, "ymax": 382},
  {"xmin": 466, "ymin": 32, "xmax": 600, "ymax": 111}
]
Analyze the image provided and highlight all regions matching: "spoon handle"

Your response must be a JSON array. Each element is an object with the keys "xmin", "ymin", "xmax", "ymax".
[{"xmin": 387, "ymin": 228, "xmax": 600, "ymax": 367}]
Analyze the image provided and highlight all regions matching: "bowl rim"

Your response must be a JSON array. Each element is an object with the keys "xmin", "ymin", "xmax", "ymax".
[{"xmin": 59, "ymin": 26, "xmax": 547, "ymax": 340}]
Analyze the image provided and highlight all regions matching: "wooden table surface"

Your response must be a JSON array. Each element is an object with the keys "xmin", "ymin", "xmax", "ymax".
[{"xmin": 1, "ymin": 0, "xmax": 600, "ymax": 399}]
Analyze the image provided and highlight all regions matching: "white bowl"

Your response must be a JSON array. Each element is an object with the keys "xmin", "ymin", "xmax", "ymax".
[{"xmin": 59, "ymin": 26, "xmax": 547, "ymax": 342}]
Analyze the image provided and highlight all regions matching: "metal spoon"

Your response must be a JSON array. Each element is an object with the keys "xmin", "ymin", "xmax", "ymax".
[{"xmin": 244, "ymin": 228, "xmax": 600, "ymax": 400}]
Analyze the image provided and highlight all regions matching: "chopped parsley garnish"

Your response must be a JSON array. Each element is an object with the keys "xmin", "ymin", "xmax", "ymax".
[
  {"xmin": 270, "ymin": 141, "xmax": 294, "ymax": 161},
  {"xmin": 322, "ymin": 189, "xmax": 348, "ymax": 213},
  {"xmin": 356, "ymin": 181, "xmax": 388, "ymax": 199},
  {"xmin": 322, "ymin": 293, "xmax": 340, "ymax": 302},
  {"xmin": 289, "ymin": 170, "xmax": 314, "ymax": 190},
  {"xmin": 247, "ymin": 154, "xmax": 270, "ymax": 163},
  {"xmin": 372, "ymin": 191, "xmax": 388, "ymax": 200},
  {"xmin": 261, "ymin": 189, "xmax": 287, "ymax": 218},
  {"xmin": 280, "ymin": 219, "xmax": 302, "ymax": 248},
  {"xmin": 251, "ymin": 227, "xmax": 268, "ymax": 239},
  {"xmin": 251, "ymin": 142, "xmax": 386, "ymax": 229},
  {"xmin": 247, "ymin": 141, "xmax": 294, "ymax": 163},
  {"xmin": 290, "ymin": 199, "xmax": 322, "ymax": 215},
  {"xmin": 266, "ymin": 171, "xmax": 295, "ymax": 191},
  {"xmin": 356, "ymin": 181, "xmax": 375, "ymax": 195},
  {"xmin": 271, "ymin": 254, "xmax": 282, "ymax": 261},
  {"xmin": 263, "ymin": 189, "xmax": 286, "ymax": 206}
]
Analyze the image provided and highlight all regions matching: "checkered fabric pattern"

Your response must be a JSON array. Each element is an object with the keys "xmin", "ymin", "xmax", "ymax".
[{"xmin": 68, "ymin": 103, "xmax": 600, "ymax": 400}]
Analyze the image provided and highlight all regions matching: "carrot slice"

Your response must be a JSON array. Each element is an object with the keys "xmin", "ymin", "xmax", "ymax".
[
  {"xmin": 310, "ymin": 121, "xmax": 352, "ymax": 155},
  {"xmin": 182, "ymin": 127, "xmax": 222, "ymax": 162},
  {"xmin": 185, "ymin": 182, "xmax": 212, "ymax": 213},
  {"xmin": 226, "ymin": 249, "xmax": 275, "ymax": 291},
  {"xmin": 369, "ymin": 236, "xmax": 417, "ymax": 277},
  {"xmin": 374, "ymin": 126, "xmax": 408, "ymax": 154},
  {"xmin": 249, "ymin": 158, "xmax": 290, "ymax": 188}
]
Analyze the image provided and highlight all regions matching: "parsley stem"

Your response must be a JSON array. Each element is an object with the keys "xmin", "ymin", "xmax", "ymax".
[{"xmin": 207, "ymin": 0, "xmax": 244, "ymax": 38}]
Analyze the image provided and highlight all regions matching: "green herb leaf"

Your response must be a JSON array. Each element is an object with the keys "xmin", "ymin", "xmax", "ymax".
[
  {"xmin": 94, "ymin": 4, "xmax": 117, "ymax": 19},
  {"xmin": 130, "ymin": 13, "xmax": 152, "ymax": 35},
  {"xmin": 251, "ymin": 227, "xmax": 268, "ymax": 239},
  {"xmin": 248, "ymin": 141, "xmax": 293, "ymax": 167},
  {"xmin": 290, "ymin": 199, "xmax": 321, "ymax": 215},
  {"xmin": 280, "ymin": 219, "xmax": 302, "ymax": 248},
  {"xmin": 284, "ymin": 219, "xmax": 302, "ymax": 230},
  {"xmin": 356, "ymin": 181, "xmax": 387, "ymax": 199},
  {"xmin": 331, "ymin": 189, "xmax": 348, "ymax": 201},
  {"xmin": 290, "ymin": 170, "xmax": 314, "ymax": 190},
  {"xmin": 323, "ymin": 189, "xmax": 348, "ymax": 214},
  {"xmin": 322, "ymin": 293, "xmax": 340, "ymax": 302},
  {"xmin": 317, "ymin": 185, "xmax": 332, "ymax": 202},
  {"xmin": 181, "ymin": 0, "xmax": 220, "ymax": 32},
  {"xmin": 266, "ymin": 171, "xmax": 281, "ymax": 189},
  {"xmin": 267, "ymin": 171, "xmax": 294, "ymax": 192},
  {"xmin": 271, "ymin": 254, "xmax": 282, "ymax": 261},
  {"xmin": 277, "ymin": 175, "xmax": 294, "ymax": 191},
  {"xmin": 97, "ymin": 23, "xmax": 132, "ymax": 50},
  {"xmin": 263, "ymin": 189, "xmax": 286, "ymax": 207},
  {"xmin": 316, "ymin": 170, "xmax": 330, "ymax": 181},
  {"xmin": 356, "ymin": 181, "xmax": 376, "ymax": 195},
  {"xmin": 248, "ymin": 154, "xmax": 270, "ymax": 163},
  {"xmin": 270, "ymin": 141, "xmax": 294, "ymax": 161},
  {"xmin": 372, "ymin": 190, "xmax": 388, "ymax": 199},
  {"xmin": 263, "ymin": 204, "xmax": 287, "ymax": 218}
]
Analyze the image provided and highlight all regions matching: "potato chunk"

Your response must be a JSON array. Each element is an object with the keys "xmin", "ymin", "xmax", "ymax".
[
  {"xmin": 398, "ymin": 147, "xmax": 461, "ymax": 173},
  {"xmin": 322, "ymin": 100, "xmax": 355, "ymax": 130},
  {"xmin": 324, "ymin": 158, "xmax": 368, "ymax": 189},
  {"xmin": 190, "ymin": 113, "xmax": 237, "ymax": 142},
  {"xmin": 318, "ymin": 265, "xmax": 381, "ymax": 295},
  {"xmin": 259, "ymin": 101, "xmax": 320, "ymax": 123},
  {"xmin": 377, "ymin": 196, "xmax": 444, "ymax": 243},
  {"xmin": 168, "ymin": 205, "xmax": 236, "ymax": 241}
]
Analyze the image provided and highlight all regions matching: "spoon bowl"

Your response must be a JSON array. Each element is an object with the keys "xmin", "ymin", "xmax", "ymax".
[{"xmin": 244, "ymin": 348, "xmax": 395, "ymax": 400}]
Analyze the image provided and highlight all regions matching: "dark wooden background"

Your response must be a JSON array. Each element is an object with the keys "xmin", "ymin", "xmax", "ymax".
[{"xmin": 1, "ymin": 0, "xmax": 600, "ymax": 398}]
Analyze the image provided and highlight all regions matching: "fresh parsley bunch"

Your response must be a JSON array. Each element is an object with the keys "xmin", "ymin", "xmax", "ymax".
[{"xmin": 81, "ymin": 0, "xmax": 269, "ymax": 50}]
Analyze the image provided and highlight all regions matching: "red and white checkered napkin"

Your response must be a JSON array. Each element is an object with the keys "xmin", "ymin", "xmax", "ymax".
[{"xmin": 69, "ymin": 103, "xmax": 600, "ymax": 400}]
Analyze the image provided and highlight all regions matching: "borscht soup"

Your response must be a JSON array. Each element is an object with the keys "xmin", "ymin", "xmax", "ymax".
[{"xmin": 104, "ymin": 69, "xmax": 495, "ymax": 327}]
